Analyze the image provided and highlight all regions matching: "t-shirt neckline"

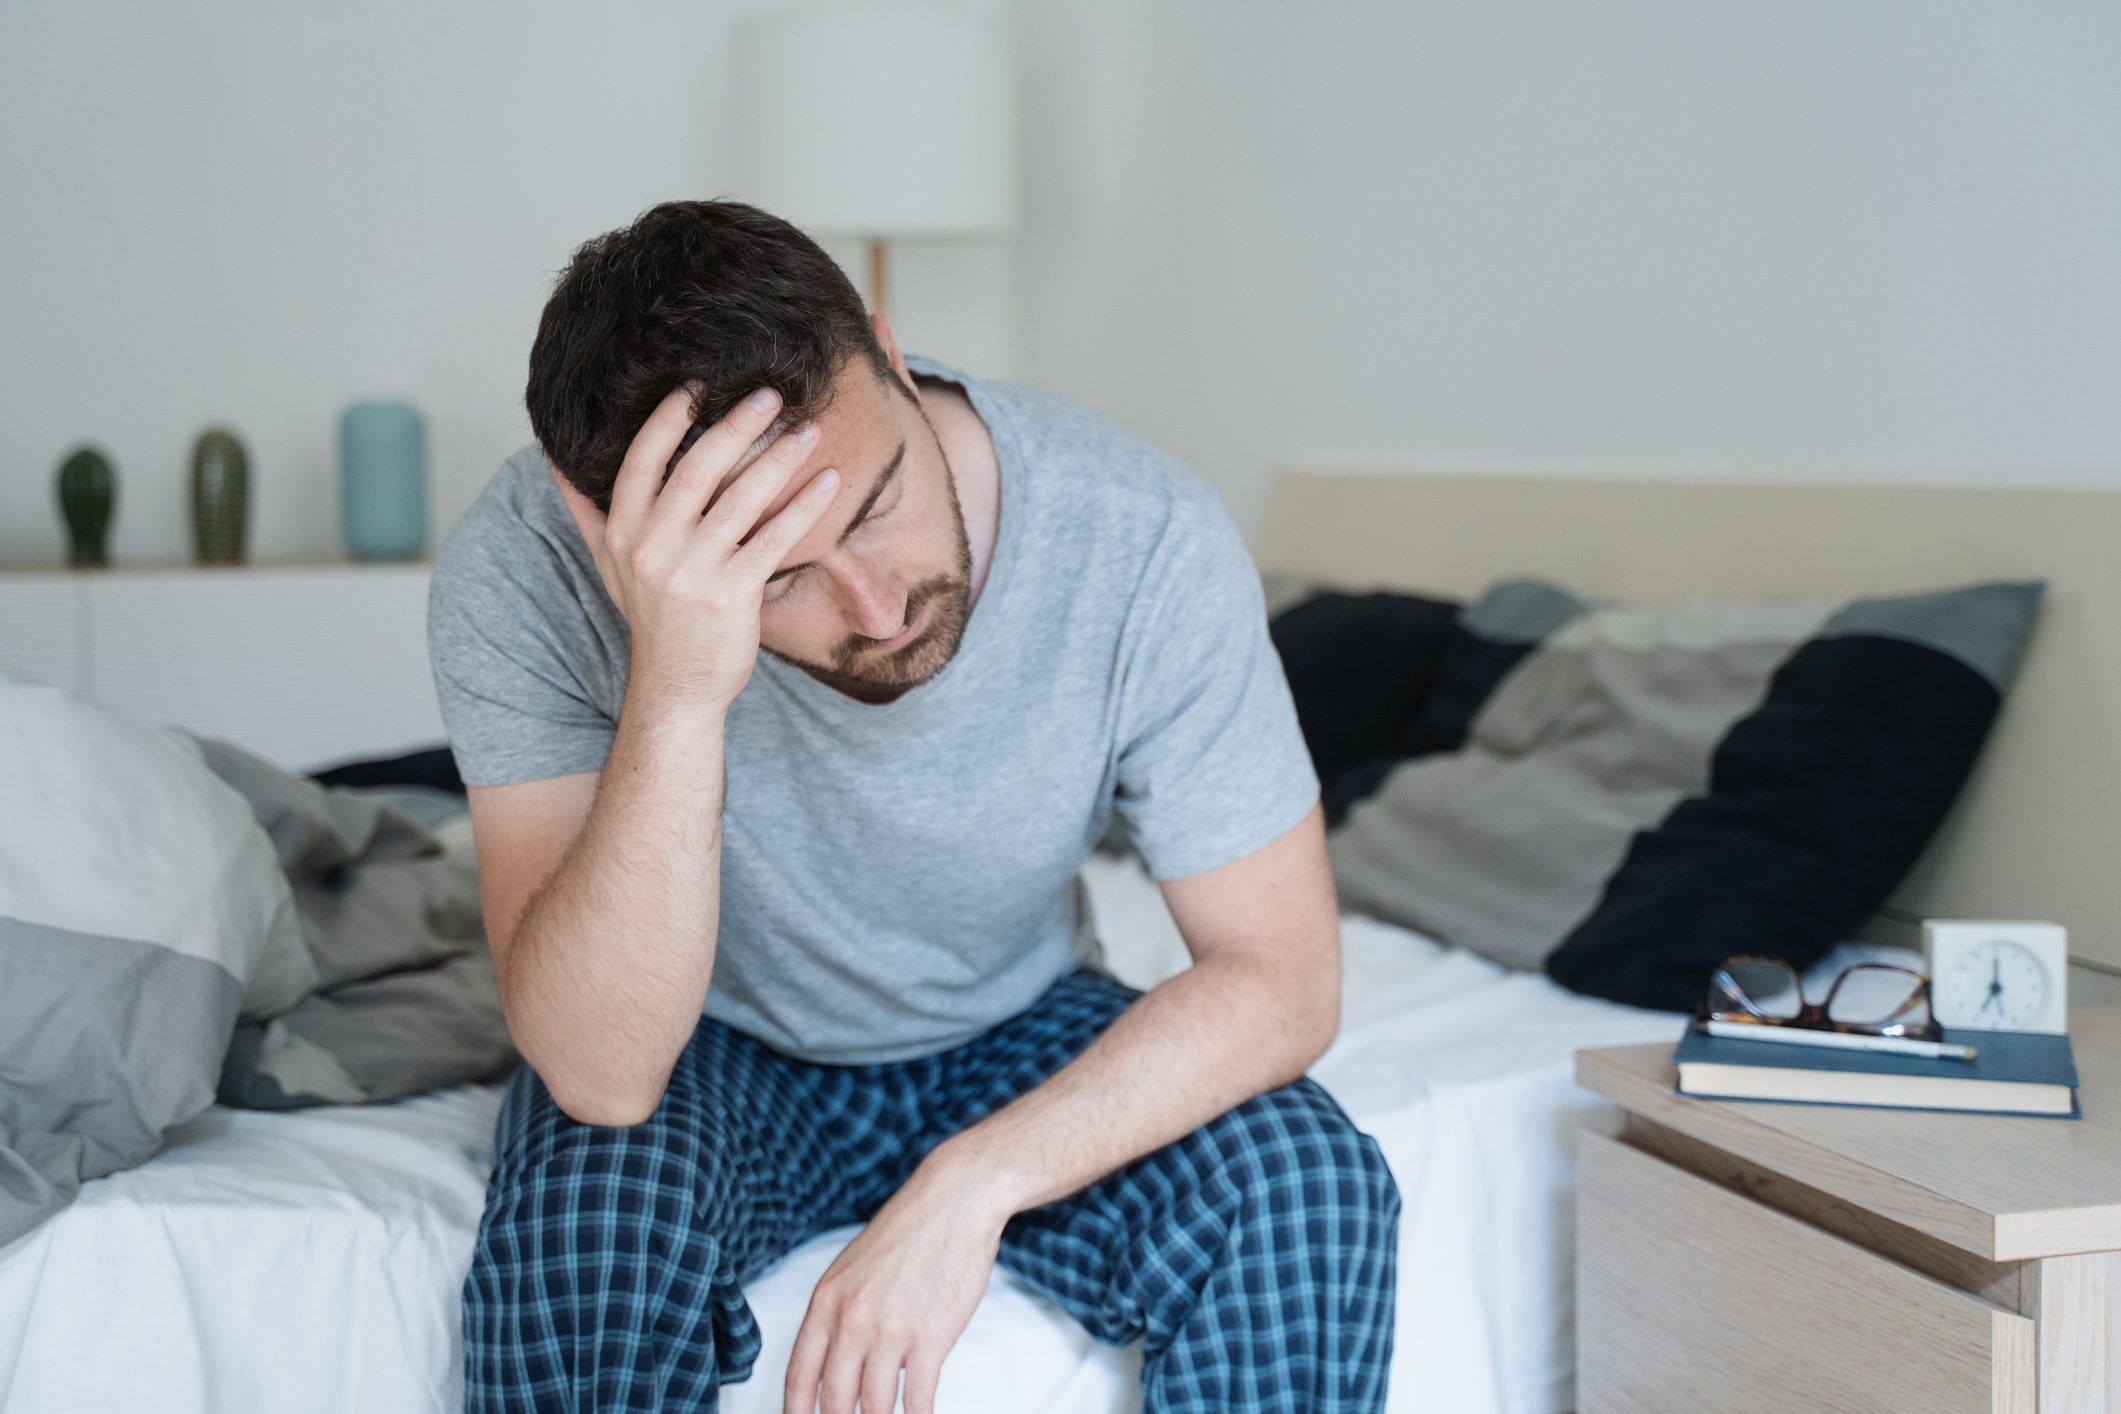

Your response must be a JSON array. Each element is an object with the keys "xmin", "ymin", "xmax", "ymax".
[{"xmin": 750, "ymin": 351, "xmax": 1022, "ymax": 722}]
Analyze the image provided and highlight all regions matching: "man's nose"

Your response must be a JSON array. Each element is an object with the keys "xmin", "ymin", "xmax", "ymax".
[{"xmin": 833, "ymin": 562, "xmax": 906, "ymax": 640}]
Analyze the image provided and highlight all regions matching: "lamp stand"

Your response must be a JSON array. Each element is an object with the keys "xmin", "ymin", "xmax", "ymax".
[{"xmin": 867, "ymin": 236, "xmax": 890, "ymax": 321}]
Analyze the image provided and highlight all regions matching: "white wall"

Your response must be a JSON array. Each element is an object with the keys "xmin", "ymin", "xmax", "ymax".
[
  {"xmin": 1012, "ymin": 0, "xmax": 2121, "ymax": 534},
  {"xmin": 5, "ymin": 0, "xmax": 2117, "ymax": 566},
  {"xmin": 0, "ymin": 0, "xmax": 1011, "ymax": 568}
]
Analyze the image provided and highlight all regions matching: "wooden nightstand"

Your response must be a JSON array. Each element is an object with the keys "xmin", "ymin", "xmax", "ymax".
[{"xmin": 1573, "ymin": 1005, "xmax": 2121, "ymax": 1414}]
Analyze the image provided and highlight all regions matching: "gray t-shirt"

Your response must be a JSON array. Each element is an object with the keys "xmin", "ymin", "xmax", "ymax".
[{"xmin": 426, "ymin": 351, "xmax": 1319, "ymax": 1064}]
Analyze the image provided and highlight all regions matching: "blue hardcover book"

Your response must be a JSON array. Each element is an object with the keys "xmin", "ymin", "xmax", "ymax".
[{"xmin": 1673, "ymin": 1025, "xmax": 2081, "ymax": 1119}]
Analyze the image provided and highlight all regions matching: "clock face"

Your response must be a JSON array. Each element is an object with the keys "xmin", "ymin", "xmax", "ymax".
[{"xmin": 1939, "ymin": 939, "xmax": 2050, "ymax": 1030}]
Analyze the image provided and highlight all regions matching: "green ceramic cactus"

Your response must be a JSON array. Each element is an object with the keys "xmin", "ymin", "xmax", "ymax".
[
  {"xmin": 190, "ymin": 426, "xmax": 251, "ymax": 565},
  {"xmin": 56, "ymin": 444, "xmax": 117, "ymax": 567}
]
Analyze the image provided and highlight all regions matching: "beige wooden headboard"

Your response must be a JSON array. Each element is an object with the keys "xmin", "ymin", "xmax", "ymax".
[{"xmin": 1253, "ymin": 469, "xmax": 2121, "ymax": 987}]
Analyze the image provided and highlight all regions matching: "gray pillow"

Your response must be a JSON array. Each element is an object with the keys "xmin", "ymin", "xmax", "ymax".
[
  {"xmin": 0, "ymin": 664, "xmax": 515, "ymax": 1248},
  {"xmin": 0, "ymin": 663, "xmax": 310, "ymax": 1247}
]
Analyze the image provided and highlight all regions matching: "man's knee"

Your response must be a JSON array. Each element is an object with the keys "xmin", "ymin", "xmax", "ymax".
[
  {"xmin": 1216, "ymin": 1078, "xmax": 1401, "ymax": 1226},
  {"xmin": 464, "ymin": 1076, "xmax": 759, "ymax": 1412},
  {"xmin": 487, "ymin": 1069, "xmax": 729, "ymax": 1236}
]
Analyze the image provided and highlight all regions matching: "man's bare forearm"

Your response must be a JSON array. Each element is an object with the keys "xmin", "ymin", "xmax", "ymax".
[
  {"xmin": 912, "ymin": 955, "xmax": 1338, "ymax": 1222},
  {"xmin": 500, "ymin": 690, "xmax": 729, "ymax": 1126}
]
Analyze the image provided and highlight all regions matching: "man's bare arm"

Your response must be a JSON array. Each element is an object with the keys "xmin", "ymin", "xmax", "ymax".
[
  {"xmin": 912, "ymin": 802, "xmax": 1341, "ymax": 1219},
  {"xmin": 471, "ymin": 694, "xmax": 731, "ymax": 1128},
  {"xmin": 468, "ymin": 380, "xmax": 840, "ymax": 1128}
]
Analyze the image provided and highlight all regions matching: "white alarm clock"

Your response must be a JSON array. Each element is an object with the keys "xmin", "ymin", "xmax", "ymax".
[{"xmin": 1923, "ymin": 920, "xmax": 2070, "ymax": 1035}]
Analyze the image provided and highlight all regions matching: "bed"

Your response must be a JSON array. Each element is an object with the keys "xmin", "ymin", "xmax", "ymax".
[
  {"xmin": 0, "ymin": 832, "xmax": 1690, "ymax": 1414},
  {"xmin": 8, "ymin": 466, "xmax": 2110, "ymax": 1413}
]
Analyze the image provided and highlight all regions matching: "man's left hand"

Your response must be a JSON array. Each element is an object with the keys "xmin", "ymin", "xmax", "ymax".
[{"xmin": 782, "ymin": 1153, "xmax": 1013, "ymax": 1414}]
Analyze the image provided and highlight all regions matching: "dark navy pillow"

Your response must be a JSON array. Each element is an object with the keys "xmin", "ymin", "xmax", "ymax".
[{"xmin": 1266, "ymin": 589, "xmax": 1461, "ymax": 825}]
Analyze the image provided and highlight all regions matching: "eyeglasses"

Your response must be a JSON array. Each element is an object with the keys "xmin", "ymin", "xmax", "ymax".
[{"xmin": 1699, "ymin": 955, "xmax": 1941, "ymax": 1043}]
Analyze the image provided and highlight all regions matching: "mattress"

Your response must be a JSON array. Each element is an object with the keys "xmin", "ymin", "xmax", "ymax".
[{"xmin": 0, "ymin": 850, "xmax": 1698, "ymax": 1414}]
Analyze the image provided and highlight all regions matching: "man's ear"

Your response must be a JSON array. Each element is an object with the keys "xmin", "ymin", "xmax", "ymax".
[{"xmin": 872, "ymin": 311, "xmax": 917, "ymax": 396}]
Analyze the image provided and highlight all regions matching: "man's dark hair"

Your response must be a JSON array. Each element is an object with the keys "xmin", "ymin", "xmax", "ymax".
[{"xmin": 525, "ymin": 198, "xmax": 902, "ymax": 510}]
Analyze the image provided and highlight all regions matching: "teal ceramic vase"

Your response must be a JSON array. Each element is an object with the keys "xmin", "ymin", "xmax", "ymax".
[
  {"xmin": 56, "ymin": 445, "xmax": 117, "ymax": 567},
  {"xmin": 339, "ymin": 400, "xmax": 428, "ymax": 561},
  {"xmin": 190, "ymin": 426, "xmax": 251, "ymax": 565}
]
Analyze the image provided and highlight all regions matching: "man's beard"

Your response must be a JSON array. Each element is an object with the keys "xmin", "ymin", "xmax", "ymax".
[{"xmin": 765, "ymin": 435, "xmax": 976, "ymax": 701}]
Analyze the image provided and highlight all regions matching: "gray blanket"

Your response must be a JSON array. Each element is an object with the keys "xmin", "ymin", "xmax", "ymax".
[{"xmin": 196, "ymin": 737, "xmax": 517, "ymax": 1110}]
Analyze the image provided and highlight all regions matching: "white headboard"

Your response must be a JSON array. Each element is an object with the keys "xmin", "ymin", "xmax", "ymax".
[{"xmin": 1253, "ymin": 469, "xmax": 2121, "ymax": 983}]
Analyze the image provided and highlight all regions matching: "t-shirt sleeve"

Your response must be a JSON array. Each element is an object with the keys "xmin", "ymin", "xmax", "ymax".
[
  {"xmin": 1110, "ymin": 492, "xmax": 1322, "ymax": 881},
  {"xmin": 426, "ymin": 507, "xmax": 617, "ymax": 787}
]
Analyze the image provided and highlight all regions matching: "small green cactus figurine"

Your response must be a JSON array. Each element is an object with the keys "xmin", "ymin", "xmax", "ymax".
[
  {"xmin": 190, "ymin": 426, "xmax": 251, "ymax": 565},
  {"xmin": 56, "ymin": 444, "xmax": 118, "ymax": 567}
]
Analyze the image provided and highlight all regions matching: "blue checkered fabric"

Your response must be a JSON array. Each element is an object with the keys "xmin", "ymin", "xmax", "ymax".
[{"xmin": 462, "ymin": 965, "xmax": 1402, "ymax": 1412}]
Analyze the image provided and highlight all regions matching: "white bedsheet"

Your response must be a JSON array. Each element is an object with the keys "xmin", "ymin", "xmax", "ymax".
[{"xmin": 0, "ymin": 853, "xmax": 1690, "ymax": 1414}]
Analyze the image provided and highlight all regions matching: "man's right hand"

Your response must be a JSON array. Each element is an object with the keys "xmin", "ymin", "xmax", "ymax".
[{"xmin": 552, "ymin": 383, "xmax": 841, "ymax": 711}]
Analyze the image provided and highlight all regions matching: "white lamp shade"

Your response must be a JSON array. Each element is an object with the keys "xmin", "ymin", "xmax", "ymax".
[{"xmin": 734, "ymin": 3, "xmax": 1017, "ymax": 238}]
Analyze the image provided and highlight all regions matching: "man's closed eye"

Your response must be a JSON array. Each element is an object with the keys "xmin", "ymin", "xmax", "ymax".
[{"xmin": 764, "ymin": 490, "xmax": 903, "ymax": 603}]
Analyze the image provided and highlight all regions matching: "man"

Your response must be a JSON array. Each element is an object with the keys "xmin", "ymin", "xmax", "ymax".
[{"xmin": 429, "ymin": 198, "xmax": 1400, "ymax": 1414}]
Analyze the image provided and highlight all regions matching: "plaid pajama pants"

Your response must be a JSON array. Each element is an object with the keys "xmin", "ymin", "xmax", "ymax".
[{"xmin": 461, "ymin": 964, "xmax": 1401, "ymax": 1412}]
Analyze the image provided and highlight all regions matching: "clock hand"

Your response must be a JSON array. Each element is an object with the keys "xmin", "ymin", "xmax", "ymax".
[{"xmin": 1981, "ymin": 987, "xmax": 2001, "ymax": 1014}]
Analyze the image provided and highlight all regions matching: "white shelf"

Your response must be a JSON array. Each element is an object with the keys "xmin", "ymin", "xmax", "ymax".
[
  {"xmin": 0, "ymin": 562, "xmax": 444, "ymax": 774},
  {"xmin": 0, "ymin": 558, "xmax": 435, "ymax": 576}
]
